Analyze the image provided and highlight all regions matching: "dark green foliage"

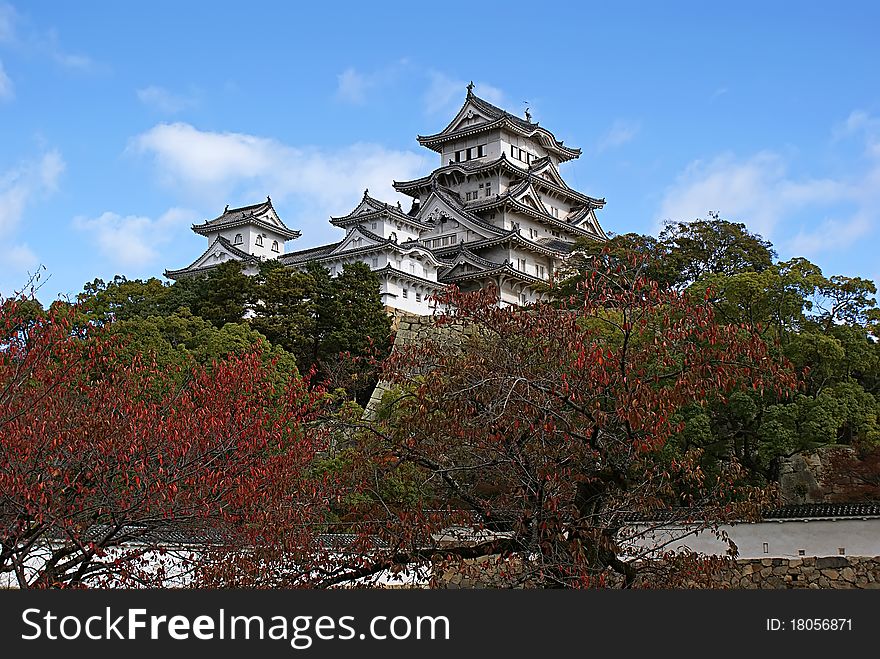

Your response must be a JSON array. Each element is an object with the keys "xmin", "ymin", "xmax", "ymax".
[
  {"xmin": 553, "ymin": 214, "xmax": 879, "ymax": 486},
  {"xmin": 74, "ymin": 257, "xmax": 390, "ymax": 401}
]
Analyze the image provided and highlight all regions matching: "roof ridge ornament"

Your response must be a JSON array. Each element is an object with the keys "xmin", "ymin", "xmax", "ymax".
[
  {"xmin": 466, "ymin": 80, "xmax": 475, "ymax": 95},
  {"xmin": 224, "ymin": 204, "xmax": 229, "ymax": 213},
  {"xmin": 363, "ymin": 188, "xmax": 369, "ymax": 197}
]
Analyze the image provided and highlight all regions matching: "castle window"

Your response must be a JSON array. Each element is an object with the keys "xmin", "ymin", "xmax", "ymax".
[
  {"xmin": 402, "ymin": 289, "xmax": 408, "ymax": 299},
  {"xmin": 485, "ymin": 183, "xmax": 492, "ymax": 196},
  {"xmin": 537, "ymin": 264, "xmax": 546, "ymax": 278},
  {"xmin": 477, "ymin": 144, "xmax": 486, "ymax": 157},
  {"xmin": 255, "ymin": 235, "xmax": 264, "ymax": 247},
  {"xmin": 271, "ymin": 240, "xmax": 279, "ymax": 253},
  {"xmin": 510, "ymin": 145, "xmax": 516, "ymax": 158},
  {"xmin": 234, "ymin": 233, "xmax": 243, "ymax": 245},
  {"xmin": 416, "ymin": 292, "xmax": 421, "ymax": 302},
  {"xmin": 520, "ymin": 292, "xmax": 528, "ymax": 305},
  {"xmin": 372, "ymin": 257, "xmax": 378, "ymax": 268},
  {"xmin": 371, "ymin": 222, "xmax": 377, "ymax": 230},
  {"xmin": 455, "ymin": 150, "xmax": 464, "ymax": 162},
  {"xmin": 466, "ymin": 147, "xmax": 474, "ymax": 160},
  {"xmin": 839, "ymin": 548, "xmax": 846, "ymax": 555},
  {"xmin": 762, "ymin": 543, "xmax": 769, "ymax": 554}
]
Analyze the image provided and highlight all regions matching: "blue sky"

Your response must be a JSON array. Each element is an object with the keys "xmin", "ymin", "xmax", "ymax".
[{"xmin": 1, "ymin": 0, "xmax": 878, "ymax": 301}]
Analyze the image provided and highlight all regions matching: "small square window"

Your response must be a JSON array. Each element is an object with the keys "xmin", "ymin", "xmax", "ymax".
[
  {"xmin": 798, "ymin": 549, "xmax": 806, "ymax": 556},
  {"xmin": 839, "ymin": 548, "xmax": 846, "ymax": 555},
  {"xmin": 762, "ymin": 543, "xmax": 769, "ymax": 554}
]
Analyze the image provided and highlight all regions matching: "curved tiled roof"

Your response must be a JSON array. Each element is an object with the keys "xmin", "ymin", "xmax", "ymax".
[
  {"xmin": 619, "ymin": 502, "xmax": 880, "ymax": 523},
  {"xmin": 417, "ymin": 91, "xmax": 581, "ymax": 162},
  {"xmin": 763, "ymin": 502, "xmax": 880, "ymax": 520},
  {"xmin": 164, "ymin": 236, "xmax": 259, "ymax": 279},
  {"xmin": 394, "ymin": 153, "xmax": 605, "ymax": 209},
  {"xmin": 192, "ymin": 197, "xmax": 300, "ymax": 240},
  {"xmin": 279, "ymin": 241, "xmax": 344, "ymax": 264}
]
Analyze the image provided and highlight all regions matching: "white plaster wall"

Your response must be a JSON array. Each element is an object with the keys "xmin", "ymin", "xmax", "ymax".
[
  {"xmin": 627, "ymin": 518, "xmax": 880, "ymax": 560},
  {"xmin": 380, "ymin": 276, "xmax": 437, "ymax": 315}
]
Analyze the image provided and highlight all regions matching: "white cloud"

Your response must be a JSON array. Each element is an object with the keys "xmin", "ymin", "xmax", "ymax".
[
  {"xmin": 0, "ymin": 3, "xmax": 17, "ymax": 43},
  {"xmin": 658, "ymin": 151, "xmax": 854, "ymax": 238},
  {"xmin": 73, "ymin": 207, "xmax": 198, "ymax": 268},
  {"xmin": 0, "ymin": 59, "xmax": 12, "ymax": 100},
  {"xmin": 0, "ymin": 9, "xmax": 96, "ymax": 73},
  {"xmin": 789, "ymin": 212, "xmax": 873, "ymax": 257},
  {"xmin": 6, "ymin": 242, "xmax": 37, "ymax": 270},
  {"xmin": 658, "ymin": 112, "xmax": 880, "ymax": 256},
  {"xmin": 423, "ymin": 72, "xmax": 504, "ymax": 116},
  {"xmin": 336, "ymin": 68, "xmax": 370, "ymax": 104},
  {"xmin": 42, "ymin": 28, "xmax": 94, "ymax": 72},
  {"xmin": 833, "ymin": 109, "xmax": 880, "ymax": 158},
  {"xmin": 137, "ymin": 85, "xmax": 197, "ymax": 114},
  {"xmin": 129, "ymin": 123, "xmax": 426, "ymax": 225},
  {"xmin": 0, "ymin": 149, "xmax": 63, "ymax": 285},
  {"xmin": 597, "ymin": 119, "xmax": 640, "ymax": 152},
  {"xmin": 0, "ymin": 149, "xmax": 65, "ymax": 234},
  {"xmin": 334, "ymin": 60, "xmax": 410, "ymax": 105}
]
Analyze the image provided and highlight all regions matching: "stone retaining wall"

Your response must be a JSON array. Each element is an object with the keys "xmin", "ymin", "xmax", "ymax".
[
  {"xmin": 436, "ymin": 555, "xmax": 880, "ymax": 589},
  {"xmin": 707, "ymin": 556, "xmax": 880, "ymax": 589}
]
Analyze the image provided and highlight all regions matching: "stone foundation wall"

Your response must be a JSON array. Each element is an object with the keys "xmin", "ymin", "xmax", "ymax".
[
  {"xmin": 436, "ymin": 555, "xmax": 880, "ymax": 589},
  {"xmin": 707, "ymin": 556, "xmax": 880, "ymax": 589}
]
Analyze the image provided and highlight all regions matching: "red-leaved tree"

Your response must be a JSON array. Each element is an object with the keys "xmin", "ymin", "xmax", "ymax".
[
  {"xmin": 342, "ymin": 255, "xmax": 796, "ymax": 588},
  {"xmin": 0, "ymin": 297, "xmax": 333, "ymax": 588}
]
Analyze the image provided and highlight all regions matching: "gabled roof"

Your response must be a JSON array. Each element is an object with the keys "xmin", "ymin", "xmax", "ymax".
[
  {"xmin": 417, "ymin": 88, "xmax": 581, "ymax": 162},
  {"xmin": 328, "ymin": 190, "xmax": 428, "ymax": 228},
  {"xmin": 439, "ymin": 259, "xmax": 546, "ymax": 286},
  {"xmin": 329, "ymin": 225, "xmax": 389, "ymax": 255},
  {"xmin": 414, "ymin": 186, "xmax": 507, "ymax": 240},
  {"xmin": 437, "ymin": 245, "xmax": 549, "ymax": 286},
  {"xmin": 467, "ymin": 183, "xmax": 601, "ymax": 239},
  {"xmin": 192, "ymin": 197, "xmax": 300, "ymax": 240},
  {"xmin": 279, "ymin": 227, "xmax": 447, "ymax": 269},
  {"xmin": 432, "ymin": 228, "xmax": 574, "ymax": 259},
  {"xmin": 375, "ymin": 263, "xmax": 443, "ymax": 288},
  {"xmin": 164, "ymin": 236, "xmax": 259, "ymax": 279},
  {"xmin": 394, "ymin": 153, "xmax": 604, "ymax": 209}
]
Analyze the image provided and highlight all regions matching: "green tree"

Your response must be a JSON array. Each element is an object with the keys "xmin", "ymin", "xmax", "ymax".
[{"xmin": 250, "ymin": 260, "xmax": 317, "ymax": 365}]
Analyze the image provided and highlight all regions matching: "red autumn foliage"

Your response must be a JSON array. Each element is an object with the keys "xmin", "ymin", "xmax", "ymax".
[
  {"xmin": 347, "ymin": 255, "xmax": 796, "ymax": 587},
  {"xmin": 0, "ymin": 297, "xmax": 333, "ymax": 588}
]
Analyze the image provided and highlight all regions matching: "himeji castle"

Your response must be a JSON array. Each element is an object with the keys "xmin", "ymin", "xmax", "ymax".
[{"xmin": 165, "ymin": 83, "xmax": 607, "ymax": 315}]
